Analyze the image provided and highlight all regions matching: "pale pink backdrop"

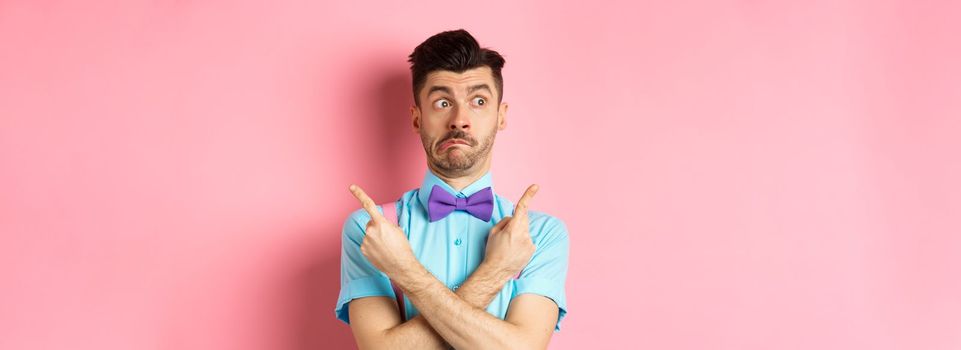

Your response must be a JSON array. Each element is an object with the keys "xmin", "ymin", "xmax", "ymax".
[{"xmin": 1, "ymin": 0, "xmax": 959, "ymax": 349}]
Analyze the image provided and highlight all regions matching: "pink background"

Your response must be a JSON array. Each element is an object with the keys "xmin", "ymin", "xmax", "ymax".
[{"xmin": 2, "ymin": 0, "xmax": 959, "ymax": 349}]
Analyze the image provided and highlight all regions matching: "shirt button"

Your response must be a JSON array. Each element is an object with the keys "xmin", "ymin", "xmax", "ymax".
[{"xmin": 454, "ymin": 238, "xmax": 462, "ymax": 246}]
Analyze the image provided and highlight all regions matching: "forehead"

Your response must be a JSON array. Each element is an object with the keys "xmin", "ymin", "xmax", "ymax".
[{"xmin": 422, "ymin": 66, "xmax": 496, "ymax": 96}]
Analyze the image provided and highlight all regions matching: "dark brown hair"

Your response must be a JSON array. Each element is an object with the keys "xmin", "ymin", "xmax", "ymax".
[{"xmin": 408, "ymin": 29, "xmax": 505, "ymax": 106}]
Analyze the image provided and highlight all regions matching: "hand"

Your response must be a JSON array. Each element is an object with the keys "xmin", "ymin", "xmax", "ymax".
[
  {"xmin": 483, "ymin": 184, "xmax": 539, "ymax": 278},
  {"xmin": 349, "ymin": 184, "xmax": 417, "ymax": 277}
]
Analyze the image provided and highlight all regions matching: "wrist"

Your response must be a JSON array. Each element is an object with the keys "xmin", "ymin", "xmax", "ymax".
[
  {"xmin": 478, "ymin": 261, "xmax": 516, "ymax": 284},
  {"xmin": 385, "ymin": 252, "xmax": 418, "ymax": 278},
  {"xmin": 456, "ymin": 262, "xmax": 514, "ymax": 308},
  {"xmin": 394, "ymin": 261, "xmax": 434, "ymax": 295}
]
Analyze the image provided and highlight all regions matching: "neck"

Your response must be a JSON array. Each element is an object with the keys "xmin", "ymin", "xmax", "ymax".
[{"xmin": 428, "ymin": 157, "xmax": 492, "ymax": 192}]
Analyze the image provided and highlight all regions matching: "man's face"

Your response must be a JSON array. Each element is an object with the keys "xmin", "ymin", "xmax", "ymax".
[{"xmin": 411, "ymin": 66, "xmax": 507, "ymax": 177}]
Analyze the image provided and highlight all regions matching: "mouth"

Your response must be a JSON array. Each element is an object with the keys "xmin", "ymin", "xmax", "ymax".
[{"xmin": 438, "ymin": 139, "xmax": 470, "ymax": 151}]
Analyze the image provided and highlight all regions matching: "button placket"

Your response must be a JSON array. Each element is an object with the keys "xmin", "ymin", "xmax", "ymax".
[{"xmin": 454, "ymin": 192, "xmax": 467, "ymax": 249}]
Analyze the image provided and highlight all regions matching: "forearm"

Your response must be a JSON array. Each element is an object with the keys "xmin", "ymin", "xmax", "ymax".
[
  {"xmin": 374, "ymin": 316, "xmax": 445, "ymax": 350},
  {"xmin": 381, "ymin": 261, "xmax": 515, "ymax": 349},
  {"xmin": 395, "ymin": 262, "xmax": 530, "ymax": 350}
]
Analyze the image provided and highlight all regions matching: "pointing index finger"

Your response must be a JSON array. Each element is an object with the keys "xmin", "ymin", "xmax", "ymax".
[
  {"xmin": 349, "ymin": 184, "xmax": 383, "ymax": 221},
  {"xmin": 514, "ymin": 184, "xmax": 539, "ymax": 218}
]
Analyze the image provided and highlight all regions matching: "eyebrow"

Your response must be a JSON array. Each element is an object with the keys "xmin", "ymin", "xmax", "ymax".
[
  {"xmin": 467, "ymin": 84, "xmax": 492, "ymax": 95},
  {"xmin": 426, "ymin": 84, "xmax": 493, "ymax": 98},
  {"xmin": 426, "ymin": 85, "xmax": 452, "ymax": 97}
]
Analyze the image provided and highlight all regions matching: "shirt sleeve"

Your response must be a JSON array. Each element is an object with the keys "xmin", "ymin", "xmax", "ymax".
[
  {"xmin": 512, "ymin": 214, "xmax": 570, "ymax": 332},
  {"xmin": 334, "ymin": 207, "xmax": 396, "ymax": 325}
]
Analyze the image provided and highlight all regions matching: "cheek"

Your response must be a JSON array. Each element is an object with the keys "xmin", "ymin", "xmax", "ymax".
[
  {"xmin": 420, "ymin": 132, "xmax": 440, "ymax": 149},
  {"xmin": 421, "ymin": 113, "xmax": 448, "ymax": 130},
  {"xmin": 477, "ymin": 112, "xmax": 499, "ymax": 130}
]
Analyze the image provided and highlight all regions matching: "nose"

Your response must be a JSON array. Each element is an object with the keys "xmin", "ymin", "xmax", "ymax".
[{"xmin": 448, "ymin": 105, "xmax": 470, "ymax": 131}]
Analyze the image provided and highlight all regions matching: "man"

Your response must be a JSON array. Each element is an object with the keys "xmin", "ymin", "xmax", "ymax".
[{"xmin": 335, "ymin": 29, "xmax": 570, "ymax": 349}]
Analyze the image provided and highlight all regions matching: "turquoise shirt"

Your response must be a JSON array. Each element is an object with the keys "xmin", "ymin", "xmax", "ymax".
[{"xmin": 335, "ymin": 169, "xmax": 570, "ymax": 331}]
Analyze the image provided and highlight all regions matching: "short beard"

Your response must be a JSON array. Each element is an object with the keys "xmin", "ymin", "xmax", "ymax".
[{"xmin": 421, "ymin": 127, "xmax": 496, "ymax": 178}]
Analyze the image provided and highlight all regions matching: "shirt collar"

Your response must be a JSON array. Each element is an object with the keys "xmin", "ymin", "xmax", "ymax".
[{"xmin": 417, "ymin": 169, "xmax": 495, "ymax": 212}]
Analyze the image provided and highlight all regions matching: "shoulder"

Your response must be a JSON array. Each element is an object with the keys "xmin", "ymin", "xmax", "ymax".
[
  {"xmin": 344, "ymin": 207, "xmax": 374, "ymax": 227},
  {"xmin": 341, "ymin": 208, "xmax": 374, "ymax": 243},
  {"xmin": 527, "ymin": 210, "xmax": 570, "ymax": 246}
]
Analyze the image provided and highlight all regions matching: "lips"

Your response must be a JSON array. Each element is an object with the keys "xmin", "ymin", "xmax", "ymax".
[{"xmin": 438, "ymin": 139, "xmax": 470, "ymax": 151}]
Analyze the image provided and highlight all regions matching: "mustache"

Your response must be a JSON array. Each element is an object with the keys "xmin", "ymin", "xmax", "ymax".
[{"xmin": 437, "ymin": 130, "xmax": 476, "ymax": 147}]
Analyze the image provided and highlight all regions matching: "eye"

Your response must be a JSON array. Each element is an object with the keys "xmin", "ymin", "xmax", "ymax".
[
  {"xmin": 433, "ymin": 99, "xmax": 451, "ymax": 109},
  {"xmin": 473, "ymin": 97, "xmax": 486, "ymax": 106}
]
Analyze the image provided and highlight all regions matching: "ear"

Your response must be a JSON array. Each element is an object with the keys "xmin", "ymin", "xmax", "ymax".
[
  {"xmin": 411, "ymin": 105, "xmax": 421, "ymax": 133},
  {"xmin": 497, "ymin": 102, "xmax": 508, "ymax": 131}
]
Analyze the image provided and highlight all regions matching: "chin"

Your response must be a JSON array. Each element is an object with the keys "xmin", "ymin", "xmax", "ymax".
[{"xmin": 435, "ymin": 156, "xmax": 475, "ymax": 171}]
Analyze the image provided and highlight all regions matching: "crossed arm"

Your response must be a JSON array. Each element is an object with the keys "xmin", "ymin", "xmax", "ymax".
[
  {"xmin": 345, "ymin": 184, "xmax": 559, "ymax": 350},
  {"xmin": 348, "ymin": 260, "xmax": 558, "ymax": 350}
]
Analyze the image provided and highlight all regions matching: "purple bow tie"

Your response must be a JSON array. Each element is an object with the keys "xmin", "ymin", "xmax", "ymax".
[{"xmin": 427, "ymin": 185, "xmax": 494, "ymax": 222}]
